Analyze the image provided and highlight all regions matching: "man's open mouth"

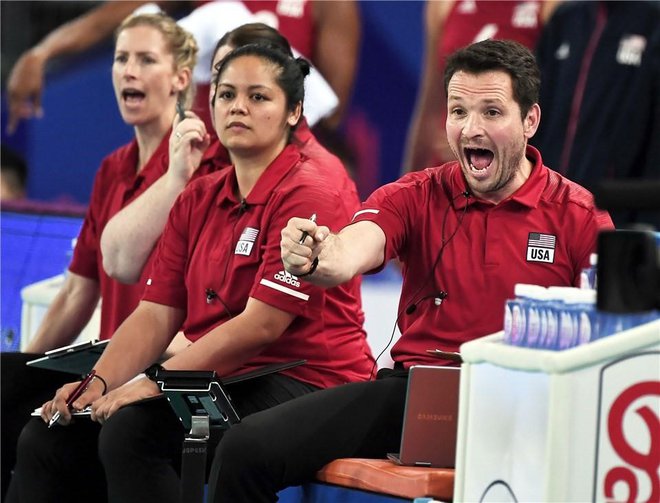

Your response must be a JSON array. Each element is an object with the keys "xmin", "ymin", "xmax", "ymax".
[{"xmin": 465, "ymin": 148, "xmax": 494, "ymax": 172}]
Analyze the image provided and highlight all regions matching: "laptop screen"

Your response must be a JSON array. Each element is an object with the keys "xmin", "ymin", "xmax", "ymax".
[{"xmin": 393, "ymin": 365, "xmax": 461, "ymax": 468}]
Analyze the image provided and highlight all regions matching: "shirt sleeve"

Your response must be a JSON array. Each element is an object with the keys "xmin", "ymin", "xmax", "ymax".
[
  {"xmin": 351, "ymin": 172, "xmax": 428, "ymax": 271},
  {"xmin": 68, "ymin": 161, "xmax": 111, "ymax": 280},
  {"xmin": 141, "ymin": 188, "xmax": 195, "ymax": 309},
  {"xmin": 250, "ymin": 172, "xmax": 345, "ymax": 319}
]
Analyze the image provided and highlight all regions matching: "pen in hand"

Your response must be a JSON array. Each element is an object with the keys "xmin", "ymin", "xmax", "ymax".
[
  {"xmin": 48, "ymin": 370, "xmax": 97, "ymax": 429},
  {"xmin": 176, "ymin": 100, "xmax": 186, "ymax": 122},
  {"xmin": 298, "ymin": 213, "xmax": 317, "ymax": 245}
]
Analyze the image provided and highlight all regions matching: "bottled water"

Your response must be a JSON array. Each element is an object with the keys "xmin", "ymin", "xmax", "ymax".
[
  {"xmin": 574, "ymin": 289, "xmax": 597, "ymax": 346},
  {"xmin": 544, "ymin": 286, "xmax": 581, "ymax": 350},
  {"xmin": 580, "ymin": 253, "xmax": 598, "ymax": 289},
  {"xmin": 502, "ymin": 278, "xmax": 658, "ymax": 349},
  {"xmin": 523, "ymin": 286, "xmax": 547, "ymax": 348},
  {"xmin": 504, "ymin": 284, "xmax": 546, "ymax": 346}
]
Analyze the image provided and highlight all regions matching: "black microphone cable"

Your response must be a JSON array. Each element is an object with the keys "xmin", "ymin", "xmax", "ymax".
[
  {"xmin": 199, "ymin": 198, "xmax": 249, "ymax": 322},
  {"xmin": 368, "ymin": 190, "xmax": 471, "ymax": 379}
]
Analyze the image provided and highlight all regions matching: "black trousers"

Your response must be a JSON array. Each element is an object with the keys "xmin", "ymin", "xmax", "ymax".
[
  {"xmin": 1, "ymin": 352, "xmax": 74, "ymax": 502},
  {"xmin": 6, "ymin": 373, "xmax": 318, "ymax": 503},
  {"xmin": 208, "ymin": 369, "xmax": 409, "ymax": 502}
]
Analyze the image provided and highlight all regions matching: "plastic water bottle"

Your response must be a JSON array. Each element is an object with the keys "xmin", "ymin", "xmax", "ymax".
[
  {"xmin": 574, "ymin": 288, "xmax": 597, "ymax": 346},
  {"xmin": 580, "ymin": 253, "xmax": 598, "ymax": 290},
  {"xmin": 545, "ymin": 286, "xmax": 577, "ymax": 350},
  {"xmin": 529, "ymin": 286, "xmax": 549, "ymax": 349},
  {"xmin": 596, "ymin": 310, "xmax": 624, "ymax": 339},
  {"xmin": 504, "ymin": 284, "xmax": 543, "ymax": 346},
  {"xmin": 522, "ymin": 285, "xmax": 547, "ymax": 348},
  {"xmin": 620, "ymin": 309, "xmax": 660, "ymax": 332},
  {"xmin": 558, "ymin": 287, "xmax": 581, "ymax": 350},
  {"xmin": 503, "ymin": 295, "xmax": 526, "ymax": 346}
]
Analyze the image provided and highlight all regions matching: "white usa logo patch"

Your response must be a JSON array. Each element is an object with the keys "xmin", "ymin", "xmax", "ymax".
[
  {"xmin": 235, "ymin": 227, "xmax": 259, "ymax": 256},
  {"xmin": 526, "ymin": 232, "xmax": 556, "ymax": 263}
]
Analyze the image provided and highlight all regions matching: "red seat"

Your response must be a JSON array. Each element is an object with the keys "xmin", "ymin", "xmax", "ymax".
[{"xmin": 316, "ymin": 458, "xmax": 454, "ymax": 501}]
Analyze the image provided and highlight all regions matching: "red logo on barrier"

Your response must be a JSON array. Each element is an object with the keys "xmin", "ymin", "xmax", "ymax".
[{"xmin": 604, "ymin": 381, "xmax": 660, "ymax": 503}]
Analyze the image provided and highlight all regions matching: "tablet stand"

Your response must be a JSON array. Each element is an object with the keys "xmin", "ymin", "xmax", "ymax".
[{"xmin": 147, "ymin": 367, "xmax": 241, "ymax": 503}]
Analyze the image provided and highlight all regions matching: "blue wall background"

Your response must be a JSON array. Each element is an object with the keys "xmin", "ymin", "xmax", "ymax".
[{"xmin": 1, "ymin": 1, "xmax": 425, "ymax": 205}]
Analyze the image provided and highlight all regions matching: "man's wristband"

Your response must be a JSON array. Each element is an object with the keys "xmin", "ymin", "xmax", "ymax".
[{"xmin": 297, "ymin": 257, "xmax": 319, "ymax": 277}]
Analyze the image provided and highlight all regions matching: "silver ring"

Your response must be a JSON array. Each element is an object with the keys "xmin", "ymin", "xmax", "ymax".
[{"xmin": 175, "ymin": 132, "xmax": 183, "ymax": 139}]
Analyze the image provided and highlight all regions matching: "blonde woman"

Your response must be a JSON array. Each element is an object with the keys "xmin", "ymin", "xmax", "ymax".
[{"xmin": 3, "ymin": 12, "xmax": 201, "ymax": 502}]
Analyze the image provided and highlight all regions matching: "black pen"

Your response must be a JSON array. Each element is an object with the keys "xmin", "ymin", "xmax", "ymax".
[
  {"xmin": 298, "ymin": 213, "xmax": 317, "ymax": 245},
  {"xmin": 48, "ymin": 370, "xmax": 97, "ymax": 428},
  {"xmin": 176, "ymin": 100, "xmax": 186, "ymax": 121}
]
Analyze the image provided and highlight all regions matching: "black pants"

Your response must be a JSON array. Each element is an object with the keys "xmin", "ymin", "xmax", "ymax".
[
  {"xmin": 208, "ymin": 369, "xmax": 409, "ymax": 502},
  {"xmin": 1, "ymin": 352, "xmax": 74, "ymax": 501},
  {"xmin": 6, "ymin": 373, "xmax": 318, "ymax": 503}
]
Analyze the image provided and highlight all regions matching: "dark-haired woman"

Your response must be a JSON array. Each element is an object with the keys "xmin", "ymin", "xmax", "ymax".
[{"xmin": 9, "ymin": 43, "xmax": 373, "ymax": 503}]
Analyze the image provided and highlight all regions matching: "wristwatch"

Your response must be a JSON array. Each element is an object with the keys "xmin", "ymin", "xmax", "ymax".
[{"xmin": 144, "ymin": 363, "xmax": 164, "ymax": 381}]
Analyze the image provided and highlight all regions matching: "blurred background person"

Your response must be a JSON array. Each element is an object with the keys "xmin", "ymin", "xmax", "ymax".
[
  {"xmin": 1, "ymin": 145, "xmax": 27, "ymax": 201},
  {"xmin": 402, "ymin": 0, "xmax": 559, "ymax": 173},
  {"xmin": 4, "ymin": 0, "xmax": 360, "ymax": 135},
  {"xmin": 532, "ymin": 0, "xmax": 660, "ymax": 228}
]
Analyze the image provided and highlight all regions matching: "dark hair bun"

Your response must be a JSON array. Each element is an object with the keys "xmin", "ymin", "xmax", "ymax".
[{"xmin": 296, "ymin": 57, "xmax": 311, "ymax": 78}]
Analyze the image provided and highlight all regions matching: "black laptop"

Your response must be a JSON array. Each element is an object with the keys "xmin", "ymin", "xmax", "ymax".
[{"xmin": 387, "ymin": 365, "xmax": 461, "ymax": 468}]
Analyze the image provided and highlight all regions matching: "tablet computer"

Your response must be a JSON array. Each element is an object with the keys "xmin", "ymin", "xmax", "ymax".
[{"xmin": 147, "ymin": 368, "xmax": 240, "ymax": 432}]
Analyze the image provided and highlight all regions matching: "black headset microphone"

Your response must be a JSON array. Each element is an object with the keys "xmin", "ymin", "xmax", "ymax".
[
  {"xmin": 203, "ymin": 196, "xmax": 248, "ymax": 317},
  {"xmin": 405, "ymin": 291, "xmax": 448, "ymax": 315},
  {"xmin": 404, "ymin": 190, "xmax": 469, "ymax": 315},
  {"xmin": 368, "ymin": 189, "xmax": 470, "ymax": 379},
  {"xmin": 205, "ymin": 288, "xmax": 218, "ymax": 303},
  {"xmin": 403, "ymin": 189, "xmax": 469, "ymax": 315}
]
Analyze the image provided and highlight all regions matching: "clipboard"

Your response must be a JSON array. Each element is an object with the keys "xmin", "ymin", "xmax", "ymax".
[
  {"xmin": 31, "ymin": 406, "xmax": 92, "ymax": 418},
  {"xmin": 27, "ymin": 339, "xmax": 109, "ymax": 375},
  {"xmin": 425, "ymin": 349, "xmax": 463, "ymax": 364}
]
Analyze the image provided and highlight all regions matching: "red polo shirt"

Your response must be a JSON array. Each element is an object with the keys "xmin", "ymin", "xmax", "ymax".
[
  {"xmin": 200, "ymin": 122, "xmax": 366, "ymax": 331},
  {"xmin": 69, "ymin": 132, "xmax": 227, "ymax": 341},
  {"xmin": 69, "ymin": 135, "xmax": 169, "ymax": 340},
  {"xmin": 352, "ymin": 146, "xmax": 614, "ymax": 367},
  {"xmin": 143, "ymin": 144, "xmax": 373, "ymax": 388}
]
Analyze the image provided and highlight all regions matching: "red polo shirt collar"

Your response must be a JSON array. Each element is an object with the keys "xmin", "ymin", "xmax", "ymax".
[
  {"xmin": 293, "ymin": 117, "xmax": 313, "ymax": 145},
  {"xmin": 451, "ymin": 145, "xmax": 547, "ymax": 210},
  {"xmin": 115, "ymin": 130, "xmax": 171, "ymax": 196},
  {"xmin": 215, "ymin": 144, "xmax": 302, "ymax": 207}
]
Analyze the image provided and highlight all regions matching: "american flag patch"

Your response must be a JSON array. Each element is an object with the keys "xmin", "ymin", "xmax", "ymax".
[
  {"xmin": 527, "ymin": 232, "xmax": 556, "ymax": 249},
  {"xmin": 526, "ymin": 232, "xmax": 556, "ymax": 263},
  {"xmin": 235, "ymin": 227, "xmax": 259, "ymax": 256},
  {"xmin": 239, "ymin": 227, "xmax": 259, "ymax": 242}
]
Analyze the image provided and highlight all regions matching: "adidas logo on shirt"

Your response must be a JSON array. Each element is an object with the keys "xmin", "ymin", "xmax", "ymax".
[{"xmin": 274, "ymin": 270, "xmax": 300, "ymax": 288}]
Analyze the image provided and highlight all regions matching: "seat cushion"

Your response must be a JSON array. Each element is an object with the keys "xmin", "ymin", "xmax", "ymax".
[{"xmin": 316, "ymin": 458, "xmax": 454, "ymax": 500}]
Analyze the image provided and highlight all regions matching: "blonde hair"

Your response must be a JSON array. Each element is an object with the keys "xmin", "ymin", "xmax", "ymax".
[{"xmin": 116, "ymin": 13, "xmax": 198, "ymax": 107}]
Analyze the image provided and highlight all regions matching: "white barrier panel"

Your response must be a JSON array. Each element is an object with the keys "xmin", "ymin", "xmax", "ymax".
[
  {"xmin": 20, "ymin": 274, "xmax": 101, "ymax": 351},
  {"xmin": 455, "ymin": 320, "xmax": 660, "ymax": 503},
  {"xmin": 20, "ymin": 272, "xmax": 404, "ymax": 364}
]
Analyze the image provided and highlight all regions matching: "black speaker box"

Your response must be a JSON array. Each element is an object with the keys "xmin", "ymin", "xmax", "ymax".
[{"xmin": 597, "ymin": 230, "xmax": 659, "ymax": 313}]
